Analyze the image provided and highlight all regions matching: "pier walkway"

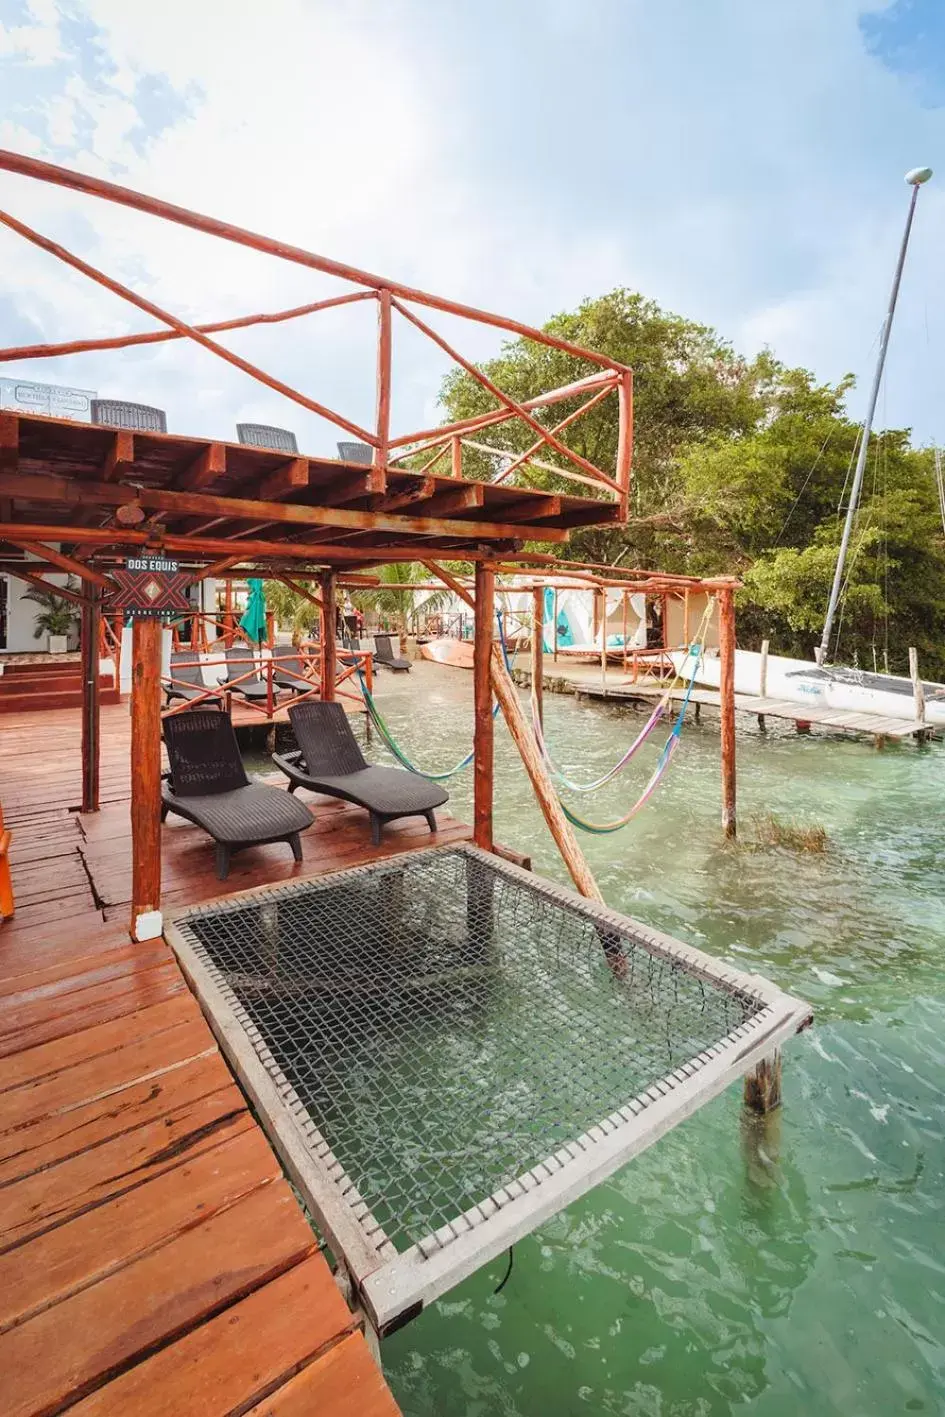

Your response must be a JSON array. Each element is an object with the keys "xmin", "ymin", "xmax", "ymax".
[{"xmin": 0, "ymin": 702, "xmax": 482, "ymax": 1416}]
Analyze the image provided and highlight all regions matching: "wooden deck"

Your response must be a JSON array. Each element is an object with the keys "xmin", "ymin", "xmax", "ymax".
[{"xmin": 0, "ymin": 701, "xmax": 482, "ymax": 1416}]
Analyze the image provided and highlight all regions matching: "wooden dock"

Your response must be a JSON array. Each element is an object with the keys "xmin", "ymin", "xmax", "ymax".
[
  {"xmin": 0, "ymin": 702, "xmax": 486, "ymax": 1416},
  {"xmin": 572, "ymin": 681, "xmax": 930, "ymax": 742}
]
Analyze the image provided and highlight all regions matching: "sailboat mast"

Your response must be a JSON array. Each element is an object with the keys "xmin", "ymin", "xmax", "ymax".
[{"xmin": 816, "ymin": 166, "xmax": 932, "ymax": 665}]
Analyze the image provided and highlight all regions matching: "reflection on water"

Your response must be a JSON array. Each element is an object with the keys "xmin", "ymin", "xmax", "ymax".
[{"xmin": 277, "ymin": 664, "xmax": 945, "ymax": 1415}]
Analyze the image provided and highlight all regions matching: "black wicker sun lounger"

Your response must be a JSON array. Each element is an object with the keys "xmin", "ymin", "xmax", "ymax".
[
  {"xmin": 273, "ymin": 701, "xmax": 448, "ymax": 846},
  {"xmin": 164, "ymin": 651, "xmax": 223, "ymax": 710},
  {"xmin": 162, "ymin": 710, "xmax": 314, "ymax": 879},
  {"xmin": 271, "ymin": 651, "xmax": 317, "ymax": 695},
  {"xmin": 221, "ymin": 645, "xmax": 272, "ymax": 702},
  {"xmin": 373, "ymin": 633, "xmax": 411, "ymax": 672}
]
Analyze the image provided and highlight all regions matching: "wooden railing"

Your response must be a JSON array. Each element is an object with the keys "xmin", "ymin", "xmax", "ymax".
[
  {"xmin": 161, "ymin": 646, "xmax": 373, "ymax": 720},
  {"xmin": 0, "ymin": 149, "xmax": 633, "ymax": 514}
]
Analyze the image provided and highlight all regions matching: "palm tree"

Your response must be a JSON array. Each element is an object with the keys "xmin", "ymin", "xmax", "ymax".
[
  {"xmin": 263, "ymin": 580, "xmax": 320, "ymax": 645},
  {"xmin": 351, "ymin": 564, "xmax": 452, "ymax": 650}
]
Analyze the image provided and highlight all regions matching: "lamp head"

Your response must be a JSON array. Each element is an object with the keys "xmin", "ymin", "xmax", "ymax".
[{"xmin": 905, "ymin": 166, "xmax": 933, "ymax": 185}]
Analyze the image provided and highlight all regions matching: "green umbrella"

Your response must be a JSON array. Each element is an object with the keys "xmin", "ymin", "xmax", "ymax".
[{"xmin": 238, "ymin": 578, "xmax": 267, "ymax": 644}]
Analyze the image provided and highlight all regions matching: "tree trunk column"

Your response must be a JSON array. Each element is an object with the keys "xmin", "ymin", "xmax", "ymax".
[
  {"xmin": 129, "ymin": 617, "xmax": 163, "ymax": 941},
  {"xmin": 718, "ymin": 585, "xmax": 737, "ymax": 838},
  {"xmin": 473, "ymin": 562, "xmax": 495, "ymax": 851},
  {"xmin": 81, "ymin": 585, "xmax": 102, "ymax": 814},
  {"xmin": 319, "ymin": 570, "xmax": 336, "ymax": 702}
]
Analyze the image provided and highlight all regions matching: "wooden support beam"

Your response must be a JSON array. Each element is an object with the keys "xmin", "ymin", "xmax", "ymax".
[
  {"xmin": 375, "ymin": 288, "xmax": 392, "ymax": 471},
  {"xmin": 182, "ymin": 442, "xmax": 227, "ymax": 491},
  {"xmin": 0, "ymin": 290, "xmax": 375, "ymax": 364},
  {"xmin": 615, "ymin": 369, "xmax": 634, "ymax": 518},
  {"xmin": 101, "ymin": 430, "xmax": 134, "ymax": 481},
  {"xmin": 318, "ymin": 468, "xmax": 386, "ymax": 506},
  {"xmin": 129, "ymin": 617, "xmax": 163, "ymax": 940},
  {"xmin": 256, "ymin": 457, "xmax": 309, "ymax": 501},
  {"xmin": 278, "ymin": 576, "xmax": 323, "ymax": 612},
  {"xmin": 5, "ymin": 566, "xmax": 86, "ymax": 605},
  {"xmin": 0, "ymin": 207, "xmax": 380, "ymax": 446},
  {"xmin": 419, "ymin": 484, "xmax": 484, "ymax": 517},
  {"xmin": 426, "ymin": 559, "xmax": 604, "ymax": 902},
  {"xmin": 319, "ymin": 571, "xmax": 336, "ymax": 701},
  {"xmin": 81, "ymin": 584, "xmax": 102, "ymax": 813},
  {"xmin": 0, "ymin": 412, "xmax": 17, "ymax": 470},
  {"xmin": 499, "ymin": 496, "xmax": 563, "ymax": 525},
  {"xmin": 473, "ymin": 562, "xmax": 495, "ymax": 851},
  {"xmin": 450, "ymin": 435, "xmax": 462, "ymax": 480},
  {"xmin": 0, "ymin": 150, "xmax": 627, "ymax": 373},
  {"xmin": 531, "ymin": 587, "xmax": 544, "ymax": 730},
  {"xmin": 0, "ymin": 522, "xmax": 507, "ymax": 565},
  {"xmin": 0, "ymin": 471, "xmax": 569, "ymax": 544},
  {"xmin": 718, "ymin": 586, "xmax": 737, "ymax": 839},
  {"xmin": 392, "ymin": 297, "xmax": 620, "ymax": 493},
  {"xmin": 6, "ymin": 539, "xmax": 114, "ymax": 590},
  {"xmin": 191, "ymin": 554, "xmax": 245, "ymax": 582},
  {"xmin": 372, "ymin": 478, "xmax": 436, "ymax": 513}
]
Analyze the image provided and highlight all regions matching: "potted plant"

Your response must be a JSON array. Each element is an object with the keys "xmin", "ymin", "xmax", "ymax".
[{"xmin": 22, "ymin": 578, "xmax": 79, "ymax": 654}]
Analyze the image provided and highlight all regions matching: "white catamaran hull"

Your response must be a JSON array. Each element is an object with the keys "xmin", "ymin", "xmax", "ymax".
[{"xmin": 671, "ymin": 647, "xmax": 945, "ymax": 726}]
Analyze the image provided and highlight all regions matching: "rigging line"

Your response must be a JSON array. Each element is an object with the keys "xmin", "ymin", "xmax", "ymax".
[{"xmin": 774, "ymin": 429, "xmax": 833, "ymax": 544}]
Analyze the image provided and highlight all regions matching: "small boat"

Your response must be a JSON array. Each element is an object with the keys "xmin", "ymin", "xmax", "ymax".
[
  {"xmin": 420, "ymin": 637, "xmax": 475, "ymax": 670},
  {"xmin": 672, "ymin": 646, "xmax": 945, "ymax": 726}
]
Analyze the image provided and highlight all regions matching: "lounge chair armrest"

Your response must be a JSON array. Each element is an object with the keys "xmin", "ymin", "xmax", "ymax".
[{"xmin": 272, "ymin": 749, "xmax": 304, "ymax": 771}]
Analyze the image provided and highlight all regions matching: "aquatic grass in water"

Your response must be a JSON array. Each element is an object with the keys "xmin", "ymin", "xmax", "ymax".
[
  {"xmin": 747, "ymin": 813, "xmax": 829, "ymax": 853},
  {"xmin": 264, "ymin": 665, "xmax": 945, "ymax": 1416}
]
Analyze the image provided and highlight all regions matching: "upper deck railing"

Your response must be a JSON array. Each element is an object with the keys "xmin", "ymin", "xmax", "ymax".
[{"xmin": 0, "ymin": 150, "xmax": 632, "ymax": 514}]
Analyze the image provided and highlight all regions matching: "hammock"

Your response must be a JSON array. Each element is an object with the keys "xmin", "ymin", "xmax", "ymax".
[
  {"xmin": 354, "ymin": 610, "xmax": 517, "ymax": 782},
  {"xmin": 559, "ymin": 651, "xmax": 703, "ymax": 834},
  {"xmin": 530, "ymin": 601, "xmax": 714, "ymax": 795}
]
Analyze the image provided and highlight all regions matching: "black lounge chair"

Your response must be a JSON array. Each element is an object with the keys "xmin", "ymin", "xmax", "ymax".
[
  {"xmin": 273, "ymin": 701, "xmax": 448, "ymax": 846},
  {"xmin": 164, "ymin": 651, "xmax": 223, "ymax": 710},
  {"xmin": 161, "ymin": 710, "xmax": 314, "ymax": 879},
  {"xmin": 221, "ymin": 644, "xmax": 272, "ymax": 702},
  {"xmin": 272, "ymin": 651, "xmax": 316, "ymax": 695},
  {"xmin": 374, "ymin": 634, "xmax": 411, "ymax": 672}
]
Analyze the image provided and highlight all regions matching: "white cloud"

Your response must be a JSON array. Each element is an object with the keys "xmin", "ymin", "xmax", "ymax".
[{"xmin": 0, "ymin": 0, "xmax": 943, "ymax": 453}]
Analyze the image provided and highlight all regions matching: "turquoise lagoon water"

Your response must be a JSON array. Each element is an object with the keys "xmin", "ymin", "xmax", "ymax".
[
  {"xmin": 305, "ymin": 665, "xmax": 945, "ymax": 1415},
  {"xmin": 247, "ymin": 665, "xmax": 940, "ymax": 1417}
]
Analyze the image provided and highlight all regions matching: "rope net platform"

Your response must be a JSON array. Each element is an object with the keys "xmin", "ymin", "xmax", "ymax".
[{"xmin": 167, "ymin": 845, "xmax": 811, "ymax": 1334}]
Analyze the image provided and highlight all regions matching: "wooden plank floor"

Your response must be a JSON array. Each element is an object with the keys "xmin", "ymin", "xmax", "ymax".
[{"xmin": 0, "ymin": 704, "xmax": 411, "ymax": 1416}]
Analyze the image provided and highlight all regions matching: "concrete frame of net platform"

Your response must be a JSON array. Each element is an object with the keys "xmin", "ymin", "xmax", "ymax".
[{"xmin": 166, "ymin": 844, "xmax": 812, "ymax": 1337}]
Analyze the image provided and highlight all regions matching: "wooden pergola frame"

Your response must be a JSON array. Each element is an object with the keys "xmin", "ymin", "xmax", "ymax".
[{"xmin": 0, "ymin": 148, "xmax": 740, "ymax": 944}]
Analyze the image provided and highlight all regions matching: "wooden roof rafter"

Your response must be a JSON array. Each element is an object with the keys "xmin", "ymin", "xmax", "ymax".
[{"xmin": 0, "ymin": 148, "xmax": 633, "ymax": 522}]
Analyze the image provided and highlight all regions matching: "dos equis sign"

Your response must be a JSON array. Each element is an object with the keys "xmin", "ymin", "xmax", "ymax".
[{"xmin": 107, "ymin": 556, "xmax": 193, "ymax": 620}]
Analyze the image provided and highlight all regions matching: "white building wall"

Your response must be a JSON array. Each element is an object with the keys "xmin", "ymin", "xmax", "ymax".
[{"xmin": 1, "ymin": 563, "xmax": 75, "ymax": 654}]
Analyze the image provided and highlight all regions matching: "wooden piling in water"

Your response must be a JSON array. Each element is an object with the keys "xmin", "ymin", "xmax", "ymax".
[
  {"xmin": 473, "ymin": 563, "xmax": 495, "ymax": 851},
  {"xmin": 718, "ymin": 586, "xmax": 737, "ymax": 839},
  {"xmin": 744, "ymin": 1051, "xmax": 782, "ymax": 1113}
]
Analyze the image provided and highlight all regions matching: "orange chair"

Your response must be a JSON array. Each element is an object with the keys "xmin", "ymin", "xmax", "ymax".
[{"xmin": 0, "ymin": 803, "xmax": 13, "ymax": 921}]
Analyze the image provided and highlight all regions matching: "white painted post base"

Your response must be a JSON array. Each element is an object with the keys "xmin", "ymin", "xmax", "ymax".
[{"xmin": 133, "ymin": 909, "xmax": 164, "ymax": 942}]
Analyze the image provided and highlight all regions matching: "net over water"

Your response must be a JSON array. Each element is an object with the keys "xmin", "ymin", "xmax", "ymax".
[{"xmin": 181, "ymin": 848, "xmax": 764, "ymax": 1250}]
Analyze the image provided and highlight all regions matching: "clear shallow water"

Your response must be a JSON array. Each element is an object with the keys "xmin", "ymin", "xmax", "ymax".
[{"xmin": 289, "ymin": 665, "xmax": 945, "ymax": 1415}]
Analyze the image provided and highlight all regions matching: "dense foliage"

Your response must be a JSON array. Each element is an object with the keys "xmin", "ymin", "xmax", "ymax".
[{"xmin": 437, "ymin": 290, "xmax": 945, "ymax": 676}]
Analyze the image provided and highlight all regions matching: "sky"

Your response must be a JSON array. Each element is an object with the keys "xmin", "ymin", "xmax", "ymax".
[{"xmin": 0, "ymin": 0, "xmax": 943, "ymax": 458}]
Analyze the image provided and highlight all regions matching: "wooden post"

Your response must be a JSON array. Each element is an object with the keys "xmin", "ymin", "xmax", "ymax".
[
  {"xmin": 319, "ymin": 571, "xmax": 336, "ymax": 701},
  {"xmin": 744, "ymin": 1051, "xmax": 782, "ymax": 1113},
  {"xmin": 129, "ymin": 617, "xmax": 162, "ymax": 941},
  {"xmin": 598, "ymin": 588, "xmax": 607, "ymax": 687},
  {"xmin": 375, "ymin": 288, "xmax": 392, "ymax": 471},
  {"xmin": 682, "ymin": 589, "xmax": 690, "ymax": 645},
  {"xmin": 266, "ymin": 609, "xmax": 275, "ymax": 649},
  {"xmin": 223, "ymin": 579, "xmax": 234, "ymax": 647},
  {"xmin": 909, "ymin": 646, "xmax": 925, "ymax": 727},
  {"xmin": 621, "ymin": 590, "xmax": 628, "ymax": 673},
  {"xmin": 553, "ymin": 588, "xmax": 559, "ymax": 663},
  {"xmin": 473, "ymin": 562, "xmax": 495, "ymax": 851},
  {"xmin": 450, "ymin": 435, "xmax": 462, "ymax": 480},
  {"xmin": 759, "ymin": 638, "xmax": 769, "ymax": 698},
  {"xmin": 80, "ymin": 586, "xmax": 102, "ymax": 813},
  {"xmin": 718, "ymin": 586, "xmax": 737, "ymax": 839},
  {"xmin": 425, "ymin": 561, "xmax": 604, "ymax": 904},
  {"xmin": 531, "ymin": 586, "xmax": 544, "ymax": 729}
]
